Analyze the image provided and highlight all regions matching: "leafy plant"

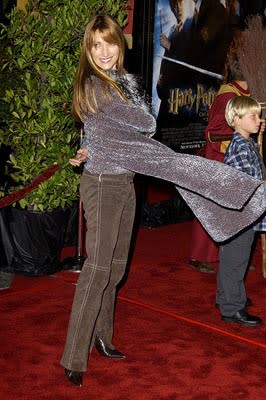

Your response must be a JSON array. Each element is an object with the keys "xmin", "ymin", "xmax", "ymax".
[{"xmin": 0, "ymin": 0, "xmax": 128, "ymax": 210}]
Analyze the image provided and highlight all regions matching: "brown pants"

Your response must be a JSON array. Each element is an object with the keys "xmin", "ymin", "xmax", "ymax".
[{"xmin": 60, "ymin": 171, "xmax": 136, "ymax": 372}]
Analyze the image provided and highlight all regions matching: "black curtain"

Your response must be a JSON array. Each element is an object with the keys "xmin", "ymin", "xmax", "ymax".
[{"xmin": 129, "ymin": 0, "xmax": 155, "ymax": 93}]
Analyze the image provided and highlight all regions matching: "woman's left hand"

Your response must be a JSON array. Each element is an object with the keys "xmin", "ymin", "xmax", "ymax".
[
  {"xmin": 260, "ymin": 119, "xmax": 266, "ymax": 134},
  {"xmin": 69, "ymin": 148, "xmax": 88, "ymax": 166}
]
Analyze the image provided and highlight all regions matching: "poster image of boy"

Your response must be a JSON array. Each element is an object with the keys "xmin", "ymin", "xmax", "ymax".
[{"xmin": 153, "ymin": 0, "xmax": 236, "ymax": 153}]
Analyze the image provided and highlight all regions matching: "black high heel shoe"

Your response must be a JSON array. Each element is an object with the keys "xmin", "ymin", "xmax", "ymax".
[
  {"xmin": 65, "ymin": 368, "xmax": 83, "ymax": 387},
  {"xmin": 94, "ymin": 336, "xmax": 126, "ymax": 359}
]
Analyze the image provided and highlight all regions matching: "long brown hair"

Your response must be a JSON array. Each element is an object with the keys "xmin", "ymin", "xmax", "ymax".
[{"xmin": 72, "ymin": 15, "xmax": 127, "ymax": 120}]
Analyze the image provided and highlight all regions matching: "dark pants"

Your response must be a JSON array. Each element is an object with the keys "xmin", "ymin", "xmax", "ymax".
[
  {"xmin": 60, "ymin": 171, "xmax": 136, "ymax": 372},
  {"xmin": 217, "ymin": 228, "xmax": 255, "ymax": 316}
]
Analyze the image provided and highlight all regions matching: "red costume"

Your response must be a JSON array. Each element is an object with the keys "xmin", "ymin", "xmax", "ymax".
[{"xmin": 190, "ymin": 81, "xmax": 250, "ymax": 263}]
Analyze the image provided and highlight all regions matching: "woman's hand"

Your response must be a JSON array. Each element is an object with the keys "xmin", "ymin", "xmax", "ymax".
[
  {"xmin": 69, "ymin": 148, "xmax": 88, "ymax": 166},
  {"xmin": 259, "ymin": 119, "xmax": 266, "ymax": 134},
  {"xmin": 160, "ymin": 34, "xmax": 170, "ymax": 51}
]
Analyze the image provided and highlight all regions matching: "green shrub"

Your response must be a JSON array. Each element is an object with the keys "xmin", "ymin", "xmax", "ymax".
[{"xmin": 0, "ymin": 0, "xmax": 128, "ymax": 210}]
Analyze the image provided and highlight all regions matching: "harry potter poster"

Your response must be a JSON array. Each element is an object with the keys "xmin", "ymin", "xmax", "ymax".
[{"xmin": 152, "ymin": 0, "xmax": 239, "ymax": 153}]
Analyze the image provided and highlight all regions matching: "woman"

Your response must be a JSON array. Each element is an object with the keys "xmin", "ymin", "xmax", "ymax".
[
  {"xmin": 61, "ymin": 15, "xmax": 266, "ymax": 387},
  {"xmin": 60, "ymin": 15, "xmax": 156, "ymax": 387}
]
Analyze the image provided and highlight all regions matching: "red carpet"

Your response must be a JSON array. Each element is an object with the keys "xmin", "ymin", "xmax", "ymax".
[{"xmin": 1, "ymin": 221, "xmax": 266, "ymax": 399}]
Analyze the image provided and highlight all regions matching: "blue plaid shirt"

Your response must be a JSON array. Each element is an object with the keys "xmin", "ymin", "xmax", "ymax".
[{"xmin": 224, "ymin": 132, "xmax": 266, "ymax": 231}]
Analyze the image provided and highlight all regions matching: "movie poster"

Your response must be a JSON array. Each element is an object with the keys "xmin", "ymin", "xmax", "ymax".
[{"xmin": 152, "ymin": 0, "xmax": 239, "ymax": 153}]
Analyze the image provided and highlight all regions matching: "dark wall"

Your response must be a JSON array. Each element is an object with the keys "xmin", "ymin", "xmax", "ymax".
[{"xmin": 239, "ymin": 0, "xmax": 266, "ymax": 21}]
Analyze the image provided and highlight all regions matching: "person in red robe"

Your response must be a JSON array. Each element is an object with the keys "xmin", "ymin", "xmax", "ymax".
[{"xmin": 189, "ymin": 47, "xmax": 250, "ymax": 273}]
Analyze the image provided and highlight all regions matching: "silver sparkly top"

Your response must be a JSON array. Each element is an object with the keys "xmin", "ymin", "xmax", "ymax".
[{"xmin": 82, "ymin": 73, "xmax": 156, "ymax": 174}]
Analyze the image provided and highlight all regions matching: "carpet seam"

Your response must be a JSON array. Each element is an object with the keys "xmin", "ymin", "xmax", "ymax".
[
  {"xmin": 118, "ymin": 294, "xmax": 266, "ymax": 350},
  {"xmin": 3, "ymin": 274, "xmax": 265, "ymax": 351}
]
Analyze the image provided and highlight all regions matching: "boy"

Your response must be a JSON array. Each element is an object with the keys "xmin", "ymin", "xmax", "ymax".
[{"xmin": 217, "ymin": 96, "xmax": 265, "ymax": 327}]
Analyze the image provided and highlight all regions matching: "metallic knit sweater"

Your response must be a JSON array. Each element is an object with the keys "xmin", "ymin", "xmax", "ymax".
[{"xmin": 81, "ymin": 73, "xmax": 266, "ymax": 243}]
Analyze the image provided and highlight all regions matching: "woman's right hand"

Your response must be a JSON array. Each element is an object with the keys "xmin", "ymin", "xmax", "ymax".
[{"xmin": 69, "ymin": 148, "xmax": 88, "ymax": 166}]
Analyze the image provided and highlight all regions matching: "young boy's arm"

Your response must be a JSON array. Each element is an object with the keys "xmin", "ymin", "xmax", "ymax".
[{"xmin": 225, "ymin": 145, "xmax": 257, "ymax": 177}]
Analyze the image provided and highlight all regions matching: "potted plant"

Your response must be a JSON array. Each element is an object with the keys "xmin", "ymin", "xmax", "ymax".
[{"xmin": 0, "ymin": 0, "xmax": 128, "ymax": 275}]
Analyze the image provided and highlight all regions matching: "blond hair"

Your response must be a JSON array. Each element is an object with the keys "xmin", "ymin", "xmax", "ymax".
[
  {"xmin": 72, "ymin": 15, "xmax": 127, "ymax": 120},
  {"xmin": 225, "ymin": 96, "xmax": 261, "ymax": 128}
]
